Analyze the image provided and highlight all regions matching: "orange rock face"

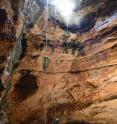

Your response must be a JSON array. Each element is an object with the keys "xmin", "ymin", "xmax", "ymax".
[
  {"xmin": 9, "ymin": 16, "xmax": 117, "ymax": 124},
  {"xmin": 0, "ymin": 0, "xmax": 117, "ymax": 124}
]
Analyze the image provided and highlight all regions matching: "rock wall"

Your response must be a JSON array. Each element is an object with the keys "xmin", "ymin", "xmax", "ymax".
[
  {"xmin": 0, "ymin": 0, "xmax": 117, "ymax": 124},
  {"xmin": 0, "ymin": 0, "xmax": 16, "ymax": 94}
]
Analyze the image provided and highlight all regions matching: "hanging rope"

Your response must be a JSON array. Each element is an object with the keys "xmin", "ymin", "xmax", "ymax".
[{"xmin": 44, "ymin": 0, "xmax": 49, "ymax": 123}]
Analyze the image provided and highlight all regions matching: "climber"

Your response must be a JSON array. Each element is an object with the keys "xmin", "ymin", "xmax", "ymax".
[{"xmin": 53, "ymin": 118, "xmax": 60, "ymax": 124}]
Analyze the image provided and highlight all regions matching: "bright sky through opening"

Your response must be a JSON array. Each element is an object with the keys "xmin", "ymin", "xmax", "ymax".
[{"xmin": 51, "ymin": 0, "xmax": 76, "ymax": 24}]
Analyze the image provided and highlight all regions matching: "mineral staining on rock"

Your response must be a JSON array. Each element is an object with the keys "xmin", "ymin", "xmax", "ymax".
[{"xmin": 0, "ymin": 0, "xmax": 117, "ymax": 124}]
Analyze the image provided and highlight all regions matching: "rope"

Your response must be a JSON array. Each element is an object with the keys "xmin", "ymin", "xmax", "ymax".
[{"xmin": 44, "ymin": 0, "xmax": 49, "ymax": 123}]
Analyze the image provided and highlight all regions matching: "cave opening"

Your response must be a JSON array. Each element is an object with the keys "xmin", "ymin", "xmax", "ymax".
[
  {"xmin": 50, "ymin": 12, "xmax": 96, "ymax": 33},
  {"xmin": 0, "ymin": 0, "xmax": 116, "ymax": 123},
  {"xmin": 14, "ymin": 73, "xmax": 38, "ymax": 101}
]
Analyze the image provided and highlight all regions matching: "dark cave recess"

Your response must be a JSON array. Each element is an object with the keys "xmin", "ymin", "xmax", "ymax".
[{"xmin": 14, "ymin": 73, "xmax": 38, "ymax": 101}]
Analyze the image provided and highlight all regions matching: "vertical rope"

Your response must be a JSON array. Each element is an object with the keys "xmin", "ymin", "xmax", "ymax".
[{"xmin": 44, "ymin": 0, "xmax": 49, "ymax": 123}]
